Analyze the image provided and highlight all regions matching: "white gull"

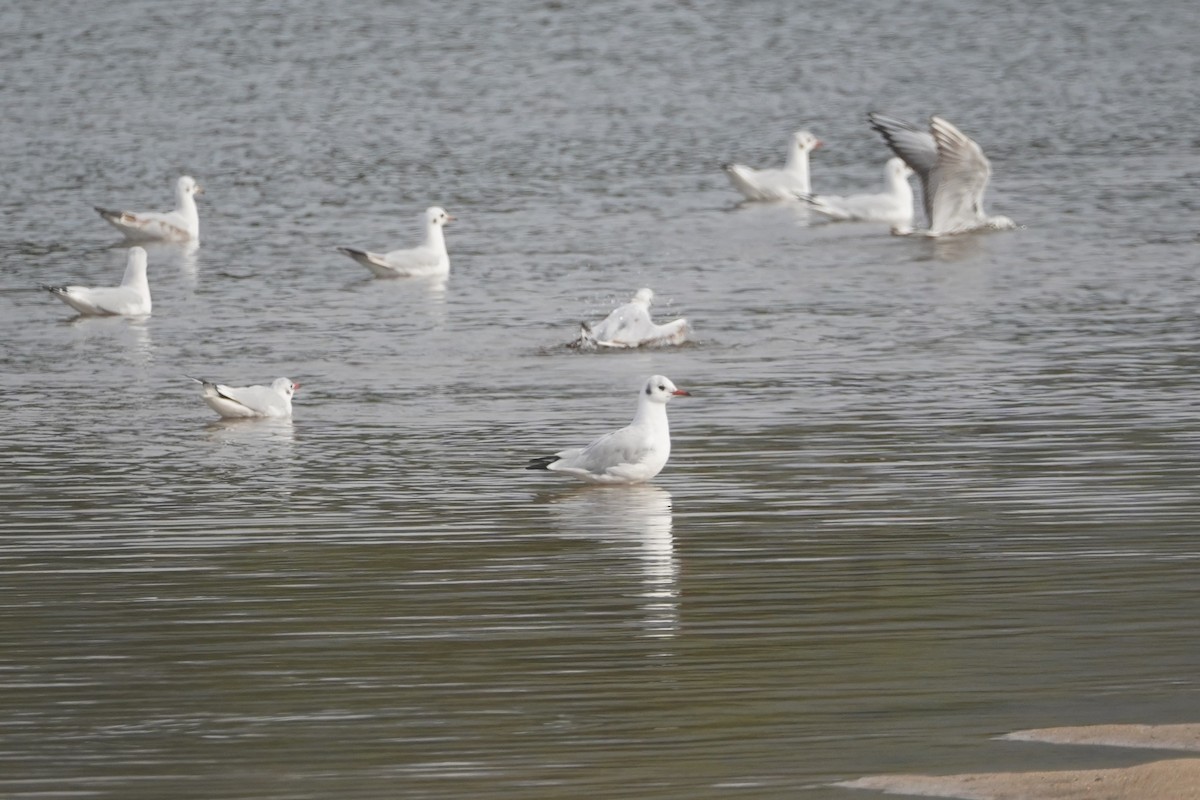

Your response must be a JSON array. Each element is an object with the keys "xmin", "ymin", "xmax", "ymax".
[
  {"xmin": 95, "ymin": 176, "xmax": 204, "ymax": 242},
  {"xmin": 337, "ymin": 206, "xmax": 455, "ymax": 278},
  {"xmin": 722, "ymin": 129, "xmax": 822, "ymax": 201},
  {"xmin": 526, "ymin": 375, "xmax": 690, "ymax": 485},
  {"xmin": 577, "ymin": 288, "xmax": 689, "ymax": 349},
  {"xmin": 868, "ymin": 112, "xmax": 1016, "ymax": 236},
  {"xmin": 801, "ymin": 157, "xmax": 915, "ymax": 226},
  {"xmin": 42, "ymin": 246, "xmax": 151, "ymax": 317},
  {"xmin": 187, "ymin": 376, "xmax": 300, "ymax": 419}
]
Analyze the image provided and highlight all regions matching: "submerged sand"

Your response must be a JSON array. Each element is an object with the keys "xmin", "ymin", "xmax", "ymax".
[{"xmin": 836, "ymin": 723, "xmax": 1200, "ymax": 800}]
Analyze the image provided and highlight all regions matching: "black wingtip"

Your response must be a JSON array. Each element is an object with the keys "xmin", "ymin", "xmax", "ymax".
[
  {"xmin": 39, "ymin": 284, "xmax": 65, "ymax": 295},
  {"xmin": 337, "ymin": 247, "xmax": 364, "ymax": 257},
  {"xmin": 526, "ymin": 456, "xmax": 558, "ymax": 471}
]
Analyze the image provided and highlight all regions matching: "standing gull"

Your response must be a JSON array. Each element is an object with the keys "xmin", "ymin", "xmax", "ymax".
[
  {"xmin": 42, "ymin": 247, "xmax": 151, "ymax": 317},
  {"xmin": 577, "ymin": 288, "xmax": 689, "ymax": 349},
  {"xmin": 722, "ymin": 129, "xmax": 822, "ymax": 201},
  {"xmin": 868, "ymin": 112, "xmax": 1016, "ymax": 236},
  {"xmin": 95, "ymin": 176, "xmax": 204, "ymax": 242},
  {"xmin": 526, "ymin": 375, "xmax": 690, "ymax": 485},
  {"xmin": 800, "ymin": 157, "xmax": 916, "ymax": 226},
  {"xmin": 187, "ymin": 376, "xmax": 300, "ymax": 419},
  {"xmin": 337, "ymin": 206, "xmax": 455, "ymax": 278}
]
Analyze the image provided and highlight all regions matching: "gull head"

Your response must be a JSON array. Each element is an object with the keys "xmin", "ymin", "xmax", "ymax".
[
  {"xmin": 792, "ymin": 130, "xmax": 822, "ymax": 152},
  {"xmin": 887, "ymin": 157, "xmax": 914, "ymax": 180},
  {"xmin": 179, "ymin": 175, "xmax": 204, "ymax": 196},
  {"xmin": 426, "ymin": 206, "xmax": 456, "ymax": 227},
  {"xmin": 643, "ymin": 375, "xmax": 690, "ymax": 404},
  {"xmin": 271, "ymin": 378, "xmax": 300, "ymax": 398},
  {"xmin": 632, "ymin": 287, "xmax": 654, "ymax": 306}
]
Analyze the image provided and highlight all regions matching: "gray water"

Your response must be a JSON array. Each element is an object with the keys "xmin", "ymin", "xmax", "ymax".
[{"xmin": 1, "ymin": 0, "xmax": 1198, "ymax": 798}]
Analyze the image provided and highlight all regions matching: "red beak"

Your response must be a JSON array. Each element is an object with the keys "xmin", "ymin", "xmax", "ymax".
[
  {"xmin": 292, "ymin": 382, "xmax": 302, "ymax": 391},
  {"xmin": 672, "ymin": 389, "xmax": 691, "ymax": 397}
]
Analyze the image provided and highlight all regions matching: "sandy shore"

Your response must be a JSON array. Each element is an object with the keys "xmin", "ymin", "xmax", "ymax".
[{"xmin": 836, "ymin": 723, "xmax": 1200, "ymax": 799}]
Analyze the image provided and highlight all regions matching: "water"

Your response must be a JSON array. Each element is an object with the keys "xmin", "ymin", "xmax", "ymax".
[{"xmin": 1, "ymin": 0, "xmax": 1198, "ymax": 797}]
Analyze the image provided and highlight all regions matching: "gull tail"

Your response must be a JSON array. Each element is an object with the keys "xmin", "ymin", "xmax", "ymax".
[{"xmin": 526, "ymin": 455, "xmax": 559, "ymax": 471}]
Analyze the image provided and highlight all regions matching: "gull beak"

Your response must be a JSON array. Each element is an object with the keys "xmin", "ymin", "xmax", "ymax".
[
  {"xmin": 813, "ymin": 139, "xmax": 823, "ymax": 150},
  {"xmin": 292, "ymin": 382, "xmax": 302, "ymax": 391},
  {"xmin": 672, "ymin": 389, "xmax": 691, "ymax": 397},
  {"xmin": 195, "ymin": 184, "xmax": 205, "ymax": 195},
  {"xmin": 446, "ymin": 213, "xmax": 457, "ymax": 222}
]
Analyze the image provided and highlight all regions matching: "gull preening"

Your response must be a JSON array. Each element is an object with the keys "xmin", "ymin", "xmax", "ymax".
[
  {"xmin": 337, "ymin": 206, "xmax": 455, "ymax": 278},
  {"xmin": 526, "ymin": 375, "xmax": 690, "ymax": 485},
  {"xmin": 95, "ymin": 176, "xmax": 204, "ymax": 242},
  {"xmin": 576, "ymin": 288, "xmax": 690, "ymax": 349},
  {"xmin": 187, "ymin": 376, "xmax": 300, "ymax": 419},
  {"xmin": 868, "ymin": 112, "xmax": 1016, "ymax": 237},
  {"xmin": 801, "ymin": 157, "xmax": 916, "ymax": 226},
  {"xmin": 722, "ymin": 129, "xmax": 822, "ymax": 201},
  {"xmin": 42, "ymin": 246, "xmax": 151, "ymax": 317}
]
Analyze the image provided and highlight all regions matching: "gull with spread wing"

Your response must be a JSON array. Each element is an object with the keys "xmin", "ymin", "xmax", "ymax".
[{"xmin": 868, "ymin": 112, "xmax": 1015, "ymax": 236}]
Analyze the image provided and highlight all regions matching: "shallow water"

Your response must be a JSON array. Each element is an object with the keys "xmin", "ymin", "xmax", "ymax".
[{"xmin": 1, "ymin": 0, "xmax": 1198, "ymax": 797}]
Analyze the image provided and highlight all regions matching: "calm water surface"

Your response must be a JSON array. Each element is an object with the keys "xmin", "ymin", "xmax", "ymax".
[{"xmin": 1, "ymin": 0, "xmax": 1198, "ymax": 797}]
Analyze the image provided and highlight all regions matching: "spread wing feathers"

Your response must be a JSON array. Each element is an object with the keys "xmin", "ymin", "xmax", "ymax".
[
  {"xmin": 927, "ymin": 116, "xmax": 992, "ymax": 232},
  {"xmin": 868, "ymin": 112, "xmax": 939, "ymax": 223}
]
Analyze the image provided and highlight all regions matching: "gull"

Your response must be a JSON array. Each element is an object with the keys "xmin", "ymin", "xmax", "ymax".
[
  {"xmin": 868, "ymin": 112, "xmax": 1016, "ymax": 236},
  {"xmin": 576, "ymin": 288, "xmax": 689, "ymax": 349},
  {"xmin": 722, "ymin": 129, "xmax": 822, "ymax": 201},
  {"xmin": 42, "ymin": 246, "xmax": 151, "ymax": 317},
  {"xmin": 95, "ymin": 176, "xmax": 204, "ymax": 242},
  {"xmin": 526, "ymin": 375, "xmax": 690, "ymax": 484},
  {"xmin": 800, "ymin": 157, "xmax": 916, "ymax": 226},
  {"xmin": 187, "ymin": 376, "xmax": 300, "ymax": 419},
  {"xmin": 337, "ymin": 206, "xmax": 455, "ymax": 278}
]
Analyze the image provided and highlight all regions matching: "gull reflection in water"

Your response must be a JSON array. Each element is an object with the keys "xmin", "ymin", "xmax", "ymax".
[
  {"xmin": 69, "ymin": 314, "xmax": 154, "ymax": 369},
  {"xmin": 545, "ymin": 484, "xmax": 679, "ymax": 639},
  {"xmin": 201, "ymin": 417, "xmax": 298, "ymax": 499}
]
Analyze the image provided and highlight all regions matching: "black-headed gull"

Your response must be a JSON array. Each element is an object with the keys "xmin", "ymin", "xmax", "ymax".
[
  {"xmin": 800, "ymin": 157, "xmax": 916, "ymax": 226},
  {"xmin": 576, "ymin": 288, "xmax": 689, "ymax": 349},
  {"xmin": 187, "ymin": 376, "xmax": 300, "ymax": 419},
  {"xmin": 722, "ymin": 129, "xmax": 822, "ymax": 201},
  {"xmin": 337, "ymin": 206, "xmax": 455, "ymax": 278},
  {"xmin": 526, "ymin": 375, "xmax": 690, "ymax": 485},
  {"xmin": 868, "ymin": 113, "xmax": 1016, "ymax": 236},
  {"xmin": 95, "ymin": 176, "xmax": 204, "ymax": 242},
  {"xmin": 42, "ymin": 246, "xmax": 151, "ymax": 317}
]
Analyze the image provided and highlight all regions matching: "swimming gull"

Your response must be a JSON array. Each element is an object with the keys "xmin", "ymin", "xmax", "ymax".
[
  {"xmin": 800, "ymin": 157, "xmax": 915, "ymax": 226},
  {"xmin": 526, "ymin": 375, "xmax": 690, "ymax": 485},
  {"xmin": 95, "ymin": 176, "xmax": 204, "ymax": 242},
  {"xmin": 337, "ymin": 206, "xmax": 455, "ymax": 278},
  {"xmin": 187, "ymin": 376, "xmax": 300, "ymax": 419},
  {"xmin": 42, "ymin": 246, "xmax": 151, "ymax": 317},
  {"xmin": 576, "ymin": 288, "xmax": 689, "ymax": 349},
  {"xmin": 722, "ymin": 129, "xmax": 822, "ymax": 201}
]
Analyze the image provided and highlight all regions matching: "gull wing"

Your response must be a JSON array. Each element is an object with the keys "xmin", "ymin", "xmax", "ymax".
[
  {"xmin": 868, "ymin": 112, "xmax": 939, "ymax": 225},
  {"xmin": 927, "ymin": 116, "xmax": 992, "ymax": 234}
]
